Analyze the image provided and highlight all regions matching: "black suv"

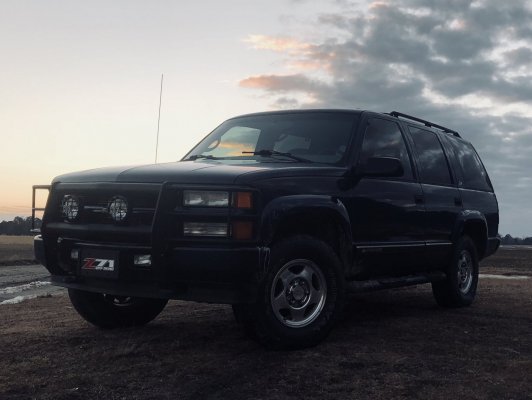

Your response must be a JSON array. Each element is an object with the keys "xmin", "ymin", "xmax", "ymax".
[{"xmin": 33, "ymin": 109, "xmax": 500, "ymax": 348}]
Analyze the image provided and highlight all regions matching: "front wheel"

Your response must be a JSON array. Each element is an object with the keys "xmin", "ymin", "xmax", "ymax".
[
  {"xmin": 237, "ymin": 235, "xmax": 345, "ymax": 349},
  {"xmin": 68, "ymin": 289, "xmax": 168, "ymax": 329},
  {"xmin": 432, "ymin": 235, "xmax": 479, "ymax": 307}
]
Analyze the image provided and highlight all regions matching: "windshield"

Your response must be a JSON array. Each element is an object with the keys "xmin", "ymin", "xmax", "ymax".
[{"xmin": 184, "ymin": 112, "xmax": 359, "ymax": 165}]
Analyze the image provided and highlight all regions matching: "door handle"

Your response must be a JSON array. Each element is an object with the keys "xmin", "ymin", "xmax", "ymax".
[
  {"xmin": 454, "ymin": 197, "xmax": 463, "ymax": 207},
  {"xmin": 414, "ymin": 194, "xmax": 424, "ymax": 204}
]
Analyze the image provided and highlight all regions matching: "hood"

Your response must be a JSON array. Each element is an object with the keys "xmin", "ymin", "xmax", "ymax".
[{"xmin": 52, "ymin": 160, "xmax": 346, "ymax": 185}]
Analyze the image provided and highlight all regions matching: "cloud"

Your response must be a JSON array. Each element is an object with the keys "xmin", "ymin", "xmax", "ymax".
[
  {"xmin": 239, "ymin": 0, "xmax": 532, "ymax": 236},
  {"xmin": 244, "ymin": 35, "xmax": 311, "ymax": 52},
  {"xmin": 240, "ymin": 74, "xmax": 325, "ymax": 93}
]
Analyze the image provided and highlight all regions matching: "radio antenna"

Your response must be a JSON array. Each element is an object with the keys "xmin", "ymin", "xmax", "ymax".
[{"xmin": 154, "ymin": 73, "xmax": 164, "ymax": 164}]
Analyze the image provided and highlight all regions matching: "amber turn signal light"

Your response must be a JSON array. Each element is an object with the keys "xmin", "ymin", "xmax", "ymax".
[
  {"xmin": 232, "ymin": 221, "xmax": 253, "ymax": 240},
  {"xmin": 234, "ymin": 192, "xmax": 253, "ymax": 209}
]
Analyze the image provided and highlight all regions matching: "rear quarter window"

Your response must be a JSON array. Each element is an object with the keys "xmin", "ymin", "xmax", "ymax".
[{"xmin": 450, "ymin": 139, "xmax": 492, "ymax": 192}]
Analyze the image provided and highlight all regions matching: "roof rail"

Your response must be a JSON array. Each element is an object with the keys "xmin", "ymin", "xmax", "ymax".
[{"xmin": 388, "ymin": 111, "xmax": 461, "ymax": 138}]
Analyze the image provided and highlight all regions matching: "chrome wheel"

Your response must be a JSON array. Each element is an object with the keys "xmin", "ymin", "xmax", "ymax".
[
  {"xmin": 270, "ymin": 259, "xmax": 327, "ymax": 328},
  {"xmin": 457, "ymin": 250, "xmax": 473, "ymax": 294}
]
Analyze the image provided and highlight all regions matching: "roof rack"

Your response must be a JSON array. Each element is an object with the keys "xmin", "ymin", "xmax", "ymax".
[{"xmin": 388, "ymin": 111, "xmax": 461, "ymax": 138}]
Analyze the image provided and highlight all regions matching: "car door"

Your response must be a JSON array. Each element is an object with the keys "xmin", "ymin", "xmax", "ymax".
[
  {"xmin": 405, "ymin": 125, "xmax": 462, "ymax": 268},
  {"xmin": 341, "ymin": 116, "xmax": 426, "ymax": 277}
]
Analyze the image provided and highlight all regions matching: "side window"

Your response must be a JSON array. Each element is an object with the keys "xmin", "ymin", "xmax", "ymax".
[
  {"xmin": 451, "ymin": 139, "xmax": 492, "ymax": 191},
  {"xmin": 408, "ymin": 127, "xmax": 452, "ymax": 185},
  {"xmin": 359, "ymin": 118, "xmax": 413, "ymax": 179}
]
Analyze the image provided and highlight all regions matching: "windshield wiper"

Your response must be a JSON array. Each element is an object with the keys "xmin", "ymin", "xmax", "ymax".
[
  {"xmin": 183, "ymin": 154, "xmax": 220, "ymax": 161},
  {"xmin": 242, "ymin": 149, "xmax": 313, "ymax": 163}
]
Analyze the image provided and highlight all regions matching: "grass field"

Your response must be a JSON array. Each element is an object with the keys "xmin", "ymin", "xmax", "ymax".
[{"xmin": 0, "ymin": 235, "xmax": 34, "ymax": 264}]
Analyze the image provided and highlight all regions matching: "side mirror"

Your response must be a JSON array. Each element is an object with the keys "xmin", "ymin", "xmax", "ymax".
[{"xmin": 360, "ymin": 157, "xmax": 404, "ymax": 177}]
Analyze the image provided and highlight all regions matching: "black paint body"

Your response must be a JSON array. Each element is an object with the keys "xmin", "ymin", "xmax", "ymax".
[{"xmin": 35, "ymin": 110, "xmax": 500, "ymax": 303}]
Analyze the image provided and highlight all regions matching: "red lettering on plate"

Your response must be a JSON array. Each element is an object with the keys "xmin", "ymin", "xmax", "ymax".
[{"xmin": 83, "ymin": 258, "xmax": 96, "ymax": 269}]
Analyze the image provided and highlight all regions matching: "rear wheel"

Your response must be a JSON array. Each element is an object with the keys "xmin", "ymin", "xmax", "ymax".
[
  {"xmin": 432, "ymin": 235, "xmax": 479, "ymax": 307},
  {"xmin": 235, "ymin": 235, "xmax": 345, "ymax": 349},
  {"xmin": 68, "ymin": 289, "xmax": 168, "ymax": 328}
]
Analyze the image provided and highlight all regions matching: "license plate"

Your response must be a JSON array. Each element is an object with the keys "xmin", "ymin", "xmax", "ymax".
[{"xmin": 79, "ymin": 249, "xmax": 119, "ymax": 279}]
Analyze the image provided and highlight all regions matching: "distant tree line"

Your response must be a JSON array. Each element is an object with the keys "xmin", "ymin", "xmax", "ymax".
[
  {"xmin": 0, "ymin": 216, "xmax": 42, "ymax": 236},
  {"xmin": 0, "ymin": 216, "xmax": 531, "ymax": 243},
  {"xmin": 501, "ymin": 234, "xmax": 532, "ymax": 245}
]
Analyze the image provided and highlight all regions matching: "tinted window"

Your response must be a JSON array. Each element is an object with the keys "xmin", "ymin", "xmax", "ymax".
[
  {"xmin": 273, "ymin": 134, "xmax": 311, "ymax": 153},
  {"xmin": 409, "ymin": 127, "xmax": 452, "ymax": 185},
  {"xmin": 201, "ymin": 126, "xmax": 261, "ymax": 158},
  {"xmin": 187, "ymin": 112, "xmax": 357, "ymax": 165},
  {"xmin": 451, "ymin": 139, "xmax": 492, "ymax": 191},
  {"xmin": 359, "ymin": 118, "xmax": 413, "ymax": 179}
]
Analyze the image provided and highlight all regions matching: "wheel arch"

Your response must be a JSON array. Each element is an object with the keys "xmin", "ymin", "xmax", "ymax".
[
  {"xmin": 260, "ymin": 195, "xmax": 353, "ymax": 274},
  {"xmin": 452, "ymin": 211, "xmax": 488, "ymax": 260}
]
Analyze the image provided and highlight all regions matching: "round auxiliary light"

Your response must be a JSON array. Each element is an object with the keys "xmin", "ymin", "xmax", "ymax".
[
  {"xmin": 61, "ymin": 195, "xmax": 81, "ymax": 222},
  {"xmin": 108, "ymin": 196, "xmax": 129, "ymax": 222}
]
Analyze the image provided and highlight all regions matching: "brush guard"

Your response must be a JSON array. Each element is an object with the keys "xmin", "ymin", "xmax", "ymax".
[{"xmin": 31, "ymin": 185, "xmax": 51, "ymax": 233}]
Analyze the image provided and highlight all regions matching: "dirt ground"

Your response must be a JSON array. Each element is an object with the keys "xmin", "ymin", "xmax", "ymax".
[
  {"xmin": 1, "ymin": 249, "xmax": 531, "ymax": 400},
  {"xmin": 0, "ymin": 236, "xmax": 34, "ymax": 265}
]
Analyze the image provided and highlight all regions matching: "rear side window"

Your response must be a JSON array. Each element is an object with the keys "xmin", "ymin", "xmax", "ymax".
[
  {"xmin": 451, "ymin": 139, "xmax": 492, "ymax": 191},
  {"xmin": 359, "ymin": 118, "xmax": 413, "ymax": 180},
  {"xmin": 408, "ymin": 127, "xmax": 452, "ymax": 185}
]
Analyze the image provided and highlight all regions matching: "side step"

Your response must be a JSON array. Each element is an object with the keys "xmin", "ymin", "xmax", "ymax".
[{"xmin": 346, "ymin": 271, "xmax": 446, "ymax": 294}]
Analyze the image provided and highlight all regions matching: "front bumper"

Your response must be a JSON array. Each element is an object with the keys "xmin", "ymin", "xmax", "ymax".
[{"xmin": 35, "ymin": 235, "xmax": 269, "ymax": 304}]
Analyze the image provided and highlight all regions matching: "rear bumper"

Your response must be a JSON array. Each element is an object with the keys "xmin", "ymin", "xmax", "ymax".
[
  {"xmin": 485, "ymin": 236, "xmax": 501, "ymax": 258},
  {"xmin": 34, "ymin": 235, "xmax": 269, "ymax": 304}
]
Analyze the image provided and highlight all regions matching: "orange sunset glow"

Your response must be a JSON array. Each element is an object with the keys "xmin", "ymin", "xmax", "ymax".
[{"xmin": 1, "ymin": 0, "xmax": 532, "ymax": 236}]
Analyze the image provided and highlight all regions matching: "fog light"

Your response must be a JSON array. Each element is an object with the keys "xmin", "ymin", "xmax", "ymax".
[
  {"xmin": 62, "ymin": 195, "xmax": 81, "ymax": 222},
  {"xmin": 183, "ymin": 222, "xmax": 228, "ymax": 237},
  {"xmin": 70, "ymin": 249, "xmax": 79, "ymax": 260},
  {"xmin": 134, "ymin": 254, "xmax": 152, "ymax": 266},
  {"xmin": 108, "ymin": 196, "xmax": 129, "ymax": 222}
]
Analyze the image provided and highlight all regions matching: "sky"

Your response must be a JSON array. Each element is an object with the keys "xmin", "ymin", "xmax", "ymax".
[{"xmin": 1, "ymin": 0, "xmax": 531, "ymax": 236}]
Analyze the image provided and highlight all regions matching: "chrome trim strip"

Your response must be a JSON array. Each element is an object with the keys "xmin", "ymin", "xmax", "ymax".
[
  {"xmin": 426, "ymin": 242, "xmax": 452, "ymax": 247},
  {"xmin": 355, "ymin": 241, "xmax": 452, "ymax": 250},
  {"xmin": 356, "ymin": 243, "xmax": 425, "ymax": 250}
]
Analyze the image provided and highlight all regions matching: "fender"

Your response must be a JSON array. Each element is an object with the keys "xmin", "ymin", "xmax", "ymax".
[
  {"xmin": 260, "ymin": 194, "xmax": 352, "ymax": 246},
  {"xmin": 451, "ymin": 210, "xmax": 488, "ymax": 256}
]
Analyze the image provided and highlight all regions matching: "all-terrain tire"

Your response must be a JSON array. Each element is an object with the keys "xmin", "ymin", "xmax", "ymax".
[
  {"xmin": 68, "ymin": 289, "xmax": 168, "ymax": 329},
  {"xmin": 432, "ymin": 235, "xmax": 479, "ymax": 308},
  {"xmin": 237, "ymin": 235, "xmax": 345, "ymax": 349}
]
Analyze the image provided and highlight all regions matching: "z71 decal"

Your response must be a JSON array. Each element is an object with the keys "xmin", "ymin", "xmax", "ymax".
[{"xmin": 82, "ymin": 258, "xmax": 115, "ymax": 271}]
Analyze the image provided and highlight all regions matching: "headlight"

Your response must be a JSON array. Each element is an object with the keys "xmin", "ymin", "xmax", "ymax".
[
  {"xmin": 183, "ymin": 222, "xmax": 228, "ymax": 237},
  {"xmin": 183, "ymin": 190, "xmax": 229, "ymax": 207}
]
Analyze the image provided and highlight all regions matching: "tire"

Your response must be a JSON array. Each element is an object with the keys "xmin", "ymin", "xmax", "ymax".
[
  {"xmin": 68, "ymin": 289, "xmax": 168, "ymax": 329},
  {"xmin": 432, "ymin": 235, "xmax": 479, "ymax": 308},
  {"xmin": 237, "ymin": 235, "xmax": 345, "ymax": 349}
]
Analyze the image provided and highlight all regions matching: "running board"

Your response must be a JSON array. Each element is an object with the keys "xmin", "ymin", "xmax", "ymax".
[{"xmin": 346, "ymin": 271, "xmax": 446, "ymax": 294}]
